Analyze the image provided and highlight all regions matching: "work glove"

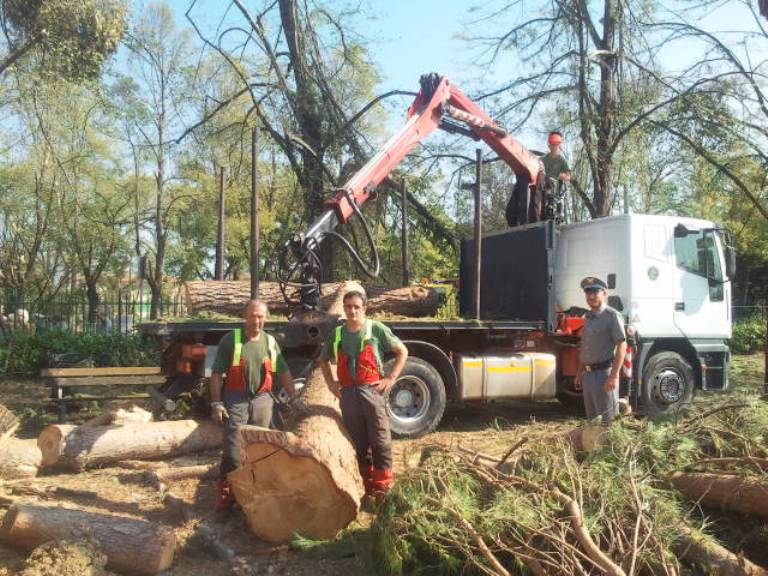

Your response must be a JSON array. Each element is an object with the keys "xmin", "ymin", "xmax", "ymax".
[{"xmin": 211, "ymin": 401, "xmax": 229, "ymax": 423}]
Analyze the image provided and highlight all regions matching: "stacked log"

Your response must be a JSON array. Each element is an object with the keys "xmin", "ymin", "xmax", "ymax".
[
  {"xmin": 0, "ymin": 503, "xmax": 175, "ymax": 575},
  {"xmin": 184, "ymin": 280, "xmax": 440, "ymax": 318},
  {"xmin": 0, "ymin": 437, "xmax": 41, "ymax": 479},
  {"xmin": 38, "ymin": 419, "xmax": 223, "ymax": 471},
  {"xmin": 228, "ymin": 281, "xmax": 365, "ymax": 542}
]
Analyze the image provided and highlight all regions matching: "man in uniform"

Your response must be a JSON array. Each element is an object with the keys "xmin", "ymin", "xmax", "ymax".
[
  {"xmin": 319, "ymin": 290, "xmax": 408, "ymax": 501},
  {"xmin": 575, "ymin": 277, "xmax": 626, "ymax": 425},
  {"xmin": 209, "ymin": 299, "xmax": 295, "ymax": 510}
]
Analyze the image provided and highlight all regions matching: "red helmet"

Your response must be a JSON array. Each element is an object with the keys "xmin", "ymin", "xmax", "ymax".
[{"xmin": 548, "ymin": 132, "xmax": 563, "ymax": 145}]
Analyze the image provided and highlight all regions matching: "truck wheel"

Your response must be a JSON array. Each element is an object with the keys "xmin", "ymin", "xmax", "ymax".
[
  {"xmin": 642, "ymin": 351, "xmax": 695, "ymax": 415},
  {"xmin": 384, "ymin": 357, "xmax": 446, "ymax": 439}
]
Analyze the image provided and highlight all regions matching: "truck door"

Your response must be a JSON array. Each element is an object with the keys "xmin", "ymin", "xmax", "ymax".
[{"xmin": 672, "ymin": 226, "xmax": 730, "ymax": 338}]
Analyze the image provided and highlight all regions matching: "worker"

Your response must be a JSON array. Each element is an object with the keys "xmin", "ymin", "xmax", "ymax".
[
  {"xmin": 575, "ymin": 277, "xmax": 627, "ymax": 426},
  {"xmin": 319, "ymin": 290, "xmax": 408, "ymax": 501},
  {"xmin": 541, "ymin": 131, "xmax": 571, "ymax": 183},
  {"xmin": 209, "ymin": 299, "xmax": 295, "ymax": 511}
]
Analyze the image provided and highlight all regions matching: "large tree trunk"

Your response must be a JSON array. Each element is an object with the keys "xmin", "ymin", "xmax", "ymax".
[
  {"xmin": 228, "ymin": 281, "xmax": 365, "ymax": 542},
  {"xmin": 670, "ymin": 472, "xmax": 768, "ymax": 519},
  {"xmin": 0, "ymin": 437, "xmax": 41, "ymax": 479},
  {"xmin": 38, "ymin": 419, "xmax": 223, "ymax": 471},
  {"xmin": 674, "ymin": 522, "xmax": 768, "ymax": 576},
  {"xmin": 0, "ymin": 503, "xmax": 175, "ymax": 575},
  {"xmin": 184, "ymin": 280, "xmax": 440, "ymax": 318}
]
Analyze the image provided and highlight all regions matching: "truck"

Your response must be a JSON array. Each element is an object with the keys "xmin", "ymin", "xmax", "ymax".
[{"xmin": 140, "ymin": 74, "xmax": 736, "ymax": 438}]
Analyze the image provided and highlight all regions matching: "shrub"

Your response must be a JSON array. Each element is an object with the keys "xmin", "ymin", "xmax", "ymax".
[
  {"xmin": 0, "ymin": 330, "xmax": 160, "ymax": 376},
  {"xmin": 730, "ymin": 314, "xmax": 766, "ymax": 354}
]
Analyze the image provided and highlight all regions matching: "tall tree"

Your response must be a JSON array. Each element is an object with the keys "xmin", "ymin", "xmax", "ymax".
[
  {"xmin": 0, "ymin": 0, "xmax": 127, "ymax": 80},
  {"xmin": 120, "ymin": 2, "xmax": 195, "ymax": 318}
]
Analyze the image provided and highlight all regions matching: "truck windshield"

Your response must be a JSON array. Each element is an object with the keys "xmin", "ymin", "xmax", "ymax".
[{"xmin": 674, "ymin": 229, "xmax": 724, "ymax": 283}]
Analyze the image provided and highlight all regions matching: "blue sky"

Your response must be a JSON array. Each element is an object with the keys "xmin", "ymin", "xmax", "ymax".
[{"xmin": 156, "ymin": 0, "xmax": 764, "ymax": 155}]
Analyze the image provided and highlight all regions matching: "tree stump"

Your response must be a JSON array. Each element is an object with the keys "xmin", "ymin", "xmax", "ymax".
[
  {"xmin": 38, "ymin": 419, "xmax": 223, "ymax": 471},
  {"xmin": 228, "ymin": 281, "xmax": 366, "ymax": 542},
  {"xmin": 0, "ymin": 503, "xmax": 175, "ymax": 575}
]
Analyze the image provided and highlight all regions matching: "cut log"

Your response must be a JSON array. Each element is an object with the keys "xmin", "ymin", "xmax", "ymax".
[
  {"xmin": 0, "ymin": 403, "xmax": 19, "ymax": 440},
  {"xmin": 0, "ymin": 502, "xmax": 175, "ymax": 575},
  {"xmin": 38, "ymin": 419, "xmax": 223, "ymax": 471},
  {"xmin": 670, "ymin": 472, "xmax": 768, "ymax": 519},
  {"xmin": 228, "ymin": 281, "xmax": 366, "ymax": 542},
  {"xmin": 184, "ymin": 280, "xmax": 440, "ymax": 318},
  {"xmin": 0, "ymin": 437, "xmax": 41, "ymax": 479},
  {"xmin": 563, "ymin": 425, "xmax": 609, "ymax": 453},
  {"xmin": 81, "ymin": 403, "xmax": 153, "ymax": 428},
  {"xmin": 146, "ymin": 463, "xmax": 218, "ymax": 492},
  {"xmin": 674, "ymin": 522, "xmax": 768, "ymax": 576}
]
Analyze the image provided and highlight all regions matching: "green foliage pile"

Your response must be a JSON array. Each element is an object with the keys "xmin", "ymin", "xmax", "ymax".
[
  {"xmin": 730, "ymin": 314, "xmax": 766, "ymax": 354},
  {"xmin": 0, "ymin": 331, "xmax": 159, "ymax": 376},
  {"xmin": 370, "ymin": 399, "xmax": 768, "ymax": 575}
]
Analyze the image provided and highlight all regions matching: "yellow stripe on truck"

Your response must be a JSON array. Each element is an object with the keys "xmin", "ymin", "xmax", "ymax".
[
  {"xmin": 464, "ymin": 361, "xmax": 482, "ymax": 367},
  {"xmin": 488, "ymin": 366, "xmax": 530, "ymax": 373}
]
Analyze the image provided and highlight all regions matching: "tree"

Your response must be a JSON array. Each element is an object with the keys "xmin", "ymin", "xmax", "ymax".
[
  {"xmin": 119, "ymin": 2, "xmax": 196, "ymax": 318},
  {"xmin": 0, "ymin": 0, "xmax": 127, "ymax": 80}
]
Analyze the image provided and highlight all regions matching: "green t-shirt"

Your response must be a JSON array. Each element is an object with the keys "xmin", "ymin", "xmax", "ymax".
[
  {"xmin": 212, "ymin": 329, "xmax": 288, "ymax": 394},
  {"xmin": 541, "ymin": 153, "xmax": 570, "ymax": 180},
  {"xmin": 320, "ymin": 320, "xmax": 403, "ymax": 376}
]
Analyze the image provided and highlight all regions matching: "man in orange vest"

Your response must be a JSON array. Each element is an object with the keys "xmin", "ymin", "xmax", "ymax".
[
  {"xmin": 319, "ymin": 290, "xmax": 408, "ymax": 501},
  {"xmin": 209, "ymin": 299, "xmax": 295, "ymax": 511}
]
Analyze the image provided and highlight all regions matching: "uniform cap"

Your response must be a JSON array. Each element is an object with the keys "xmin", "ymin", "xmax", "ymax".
[
  {"xmin": 580, "ymin": 276, "xmax": 607, "ymax": 291},
  {"xmin": 548, "ymin": 132, "xmax": 563, "ymax": 145}
]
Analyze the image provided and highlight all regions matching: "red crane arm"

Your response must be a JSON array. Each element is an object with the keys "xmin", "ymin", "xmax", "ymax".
[{"xmin": 328, "ymin": 75, "xmax": 542, "ymax": 223}]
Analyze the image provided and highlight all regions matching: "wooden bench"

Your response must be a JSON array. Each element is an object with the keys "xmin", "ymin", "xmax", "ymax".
[{"xmin": 41, "ymin": 367, "xmax": 167, "ymax": 423}]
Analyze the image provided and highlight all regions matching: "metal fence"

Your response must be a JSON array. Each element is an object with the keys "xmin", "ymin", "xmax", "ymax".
[
  {"xmin": 733, "ymin": 305, "xmax": 767, "ymax": 323},
  {"xmin": 0, "ymin": 292, "xmax": 186, "ymax": 335}
]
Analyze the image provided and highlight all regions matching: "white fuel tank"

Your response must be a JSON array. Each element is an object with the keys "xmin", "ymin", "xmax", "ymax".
[{"xmin": 458, "ymin": 352, "xmax": 557, "ymax": 401}]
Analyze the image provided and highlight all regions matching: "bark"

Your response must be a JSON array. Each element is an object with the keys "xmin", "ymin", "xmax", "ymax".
[
  {"xmin": 674, "ymin": 522, "xmax": 768, "ymax": 576},
  {"xmin": 0, "ymin": 438, "xmax": 41, "ymax": 479},
  {"xmin": 563, "ymin": 424, "xmax": 609, "ymax": 453},
  {"xmin": 38, "ymin": 420, "xmax": 223, "ymax": 471},
  {"xmin": 228, "ymin": 280, "xmax": 365, "ymax": 542},
  {"xmin": 184, "ymin": 280, "xmax": 440, "ymax": 318},
  {"xmin": 81, "ymin": 404, "xmax": 153, "ymax": 428},
  {"xmin": 0, "ymin": 503, "xmax": 175, "ymax": 575},
  {"xmin": 670, "ymin": 472, "xmax": 768, "ymax": 519}
]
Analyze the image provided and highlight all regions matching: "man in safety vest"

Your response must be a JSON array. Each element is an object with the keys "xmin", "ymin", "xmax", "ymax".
[
  {"xmin": 319, "ymin": 290, "xmax": 408, "ymax": 501},
  {"xmin": 209, "ymin": 299, "xmax": 295, "ymax": 511}
]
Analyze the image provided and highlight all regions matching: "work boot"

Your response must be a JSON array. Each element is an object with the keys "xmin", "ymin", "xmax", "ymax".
[
  {"xmin": 215, "ymin": 479, "xmax": 235, "ymax": 512},
  {"xmin": 359, "ymin": 464, "xmax": 375, "ymax": 496},
  {"xmin": 370, "ymin": 467, "xmax": 394, "ymax": 503}
]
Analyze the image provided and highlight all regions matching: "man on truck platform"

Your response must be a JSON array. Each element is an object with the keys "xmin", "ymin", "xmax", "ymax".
[
  {"xmin": 575, "ymin": 277, "xmax": 627, "ymax": 426},
  {"xmin": 541, "ymin": 131, "xmax": 571, "ymax": 183},
  {"xmin": 319, "ymin": 290, "xmax": 408, "ymax": 501},
  {"xmin": 209, "ymin": 299, "xmax": 296, "ymax": 511}
]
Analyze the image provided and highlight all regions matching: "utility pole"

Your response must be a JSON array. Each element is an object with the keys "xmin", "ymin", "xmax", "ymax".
[
  {"xmin": 250, "ymin": 128, "xmax": 260, "ymax": 299},
  {"xmin": 473, "ymin": 149, "xmax": 483, "ymax": 320},
  {"xmin": 215, "ymin": 166, "xmax": 227, "ymax": 280},
  {"xmin": 401, "ymin": 179, "xmax": 410, "ymax": 286}
]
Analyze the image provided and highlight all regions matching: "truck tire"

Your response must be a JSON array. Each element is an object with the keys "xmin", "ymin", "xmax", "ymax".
[
  {"xmin": 384, "ymin": 357, "xmax": 446, "ymax": 439},
  {"xmin": 642, "ymin": 351, "xmax": 695, "ymax": 415}
]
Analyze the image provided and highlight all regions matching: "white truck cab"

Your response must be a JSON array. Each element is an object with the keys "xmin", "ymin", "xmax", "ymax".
[{"xmin": 555, "ymin": 214, "xmax": 735, "ymax": 412}]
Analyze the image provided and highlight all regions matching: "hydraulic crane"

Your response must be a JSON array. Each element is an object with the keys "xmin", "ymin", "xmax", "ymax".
[{"xmin": 278, "ymin": 73, "xmax": 547, "ymax": 310}]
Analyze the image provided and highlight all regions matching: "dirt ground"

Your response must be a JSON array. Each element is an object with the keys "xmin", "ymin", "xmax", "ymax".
[{"xmin": 0, "ymin": 354, "xmax": 764, "ymax": 575}]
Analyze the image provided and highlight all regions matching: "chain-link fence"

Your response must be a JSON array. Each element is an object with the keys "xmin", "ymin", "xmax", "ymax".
[
  {"xmin": 733, "ymin": 305, "xmax": 767, "ymax": 323},
  {"xmin": 0, "ymin": 292, "xmax": 185, "ymax": 336}
]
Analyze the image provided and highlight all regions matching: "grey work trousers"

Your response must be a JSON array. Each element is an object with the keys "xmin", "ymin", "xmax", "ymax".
[
  {"xmin": 340, "ymin": 384, "xmax": 392, "ymax": 470},
  {"xmin": 582, "ymin": 368, "xmax": 618, "ymax": 425},
  {"xmin": 220, "ymin": 390, "xmax": 274, "ymax": 478}
]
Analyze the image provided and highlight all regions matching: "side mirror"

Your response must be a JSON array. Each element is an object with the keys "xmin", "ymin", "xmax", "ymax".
[
  {"xmin": 674, "ymin": 223, "xmax": 699, "ymax": 238},
  {"xmin": 608, "ymin": 295, "xmax": 624, "ymax": 311}
]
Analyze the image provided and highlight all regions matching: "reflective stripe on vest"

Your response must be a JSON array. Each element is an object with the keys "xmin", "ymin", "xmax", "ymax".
[
  {"xmin": 332, "ymin": 320, "xmax": 373, "ymax": 363},
  {"xmin": 231, "ymin": 329, "xmax": 278, "ymax": 368}
]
